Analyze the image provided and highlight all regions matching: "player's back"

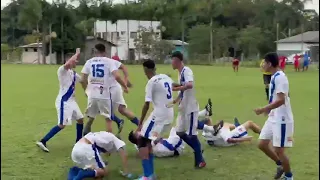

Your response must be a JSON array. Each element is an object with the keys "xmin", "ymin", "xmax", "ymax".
[
  {"xmin": 148, "ymin": 74, "xmax": 174, "ymax": 120},
  {"xmin": 82, "ymin": 57, "xmax": 117, "ymax": 99},
  {"xmin": 269, "ymin": 71, "xmax": 294, "ymax": 123},
  {"xmin": 179, "ymin": 66, "xmax": 199, "ymax": 113},
  {"xmin": 84, "ymin": 131, "xmax": 125, "ymax": 153}
]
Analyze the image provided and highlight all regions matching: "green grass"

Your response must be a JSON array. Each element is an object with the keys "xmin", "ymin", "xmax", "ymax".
[{"xmin": 1, "ymin": 64, "xmax": 319, "ymax": 180}]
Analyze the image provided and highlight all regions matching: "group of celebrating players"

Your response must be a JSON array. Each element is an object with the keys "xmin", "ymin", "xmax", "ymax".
[{"xmin": 35, "ymin": 44, "xmax": 294, "ymax": 180}]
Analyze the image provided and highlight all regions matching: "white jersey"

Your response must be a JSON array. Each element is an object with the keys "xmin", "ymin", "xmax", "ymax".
[
  {"xmin": 108, "ymin": 60, "xmax": 123, "ymax": 88},
  {"xmin": 145, "ymin": 74, "xmax": 174, "ymax": 124},
  {"xmin": 84, "ymin": 131, "xmax": 125, "ymax": 153},
  {"xmin": 56, "ymin": 66, "xmax": 81, "ymax": 102},
  {"xmin": 268, "ymin": 71, "xmax": 294, "ymax": 123},
  {"xmin": 178, "ymin": 66, "xmax": 199, "ymax": 113},
  {"xmin": 81, "ymin": 57, "xmax": 118, "ymax": 99}
]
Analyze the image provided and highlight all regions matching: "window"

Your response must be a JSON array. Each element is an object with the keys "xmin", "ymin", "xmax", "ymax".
[
  {"xmin": 33, "ymin": 48, "xmax": 37, "ymax": 52},
  {"xmin": 25, "ymin": 48, "xmax": 28, "ymax": 52},
  {"xmin": 155, "ymin": 32, "xmax": 160, "ymax": 37},
  {"xmin": 121, "ymin": 31, "xmax": 125, "ymax": 35},
  {"xmin": 130, "ymin": 32, "xmax": 137, "ymax": 39}
]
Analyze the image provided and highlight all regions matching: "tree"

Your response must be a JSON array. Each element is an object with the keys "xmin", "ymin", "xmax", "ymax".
[{"xmin": 237, "ymin": 25, "xmax": 264, "ymax": 58}]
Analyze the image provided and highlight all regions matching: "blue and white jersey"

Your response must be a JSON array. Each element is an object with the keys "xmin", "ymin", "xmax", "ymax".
[
  {"xmin": 56, "ymin": 66, "xmax": 81, "ymax": 102},
  {"xmin": 152, "ymin": 128, "xmax": 184, "ymax": 156},
  {"xmin": 178, "ymin": 66, "xmax": 199, "ymax": 113},
  {"xmin": 268, "ymin": 71, "xmax": 294, "ymax": 123},
  {"xmin": 81, "ymin": 57, "xmax": 118, "ymax": 99},
  {"xmin": 85, "ymin": 131, "xmax": 126, "ymax": 153}
]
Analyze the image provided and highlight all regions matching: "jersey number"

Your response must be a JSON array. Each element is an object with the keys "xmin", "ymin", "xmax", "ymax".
[
  {"xmin": 92, "ymin": 64, "xmax": 105, "ymax": 77},
  {"xmin": 164, "ymin": 82, "xmax": 172, "ymax": 99}
]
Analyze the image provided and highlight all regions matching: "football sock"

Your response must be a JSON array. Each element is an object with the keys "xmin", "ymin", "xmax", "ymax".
[
  {"xmin": 203, "ymin": 124, "xmax": 214, "ymax": 133},
  {"xmin": 41, "ymin": 125, "xmax": 62, "ymax": 144},
  {"xmin": 130, "ymin": 117, "xmax": 139, "ymax": 126},
  {"xmin": 276, "ymin": 160, "xmax": 282, "ymax": 166},
  {"xmin": 73, "ymin": 169, "xmax": 96, "ymax": 180},
  {"xmin": 76, "ymin": 123, "xmax": 83, "ymax": 142},
  {"xmin": 112, "ymin": 115, "xmax": 122, "ymax": 125},
  {"xmin": 198, "ymin": 109, "xmax": 207, "ymax": 117},
  {"xmin": 149, "ymin": 154, "xmax": 154, "ymax": 175},
  {"xmin": 142, "ymin": 159, "xmax": 152, "ymax": 177},
  {"xmin": 265, "ymin": 88, "xmax": 269, "ymax": 99},
  {"xmin": 197, "ymin": 121, "xmax": 205, "ymax": 130},
  {"xmin": 285, "ymin": 172, "xmax": 293, "ymax": 178},
  {"xmin": 180, "ymin": 134, "xmax": 203, "ymax": 164},
  {"xmin": 68, "ymin": 166, "xmax": 81, "ymax": 180}
]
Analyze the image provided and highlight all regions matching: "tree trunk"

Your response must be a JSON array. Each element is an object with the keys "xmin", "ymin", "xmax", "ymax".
[
  {"xmin": 127, "ymin": 19, "xmax": 130, "ymax": 60},
  {"xmin": 181, "ymin": 15, "xmax": 185, "ymax": 57},
  {"xmin": 36, "ymin": 23, "xmax": 41, "ymax": 64},
  {"xmin": 42, "ymin": 23, "xmax": 47, "ymax": 64},
  {"xmin": 210, "ymin": 17, "xmax": 213, "ymax": 63},
  {"xmin": 49, "ymin": 23, "xmax": 52, "ymax": 64},
  {"xmin": 61, "ymin": 16, "xmax": 64, "ymax": 64},
  {"xmin": 116, "ymin": 21, "xmax": 119, "ymax": 53}
]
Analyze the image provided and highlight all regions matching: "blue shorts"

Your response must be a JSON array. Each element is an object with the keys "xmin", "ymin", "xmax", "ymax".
[{"xmin": 303, "ymin": 61, "xmax": 309, "ymax": 67}]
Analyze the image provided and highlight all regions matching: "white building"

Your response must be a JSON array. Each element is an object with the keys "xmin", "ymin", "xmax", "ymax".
[
  {"xmin": 19, "ymin": 43, "xmax": 57, "ymax": 64},
  {"xmin": 94, "ymin": 20, "xmax": 161, "ymax": 60}
]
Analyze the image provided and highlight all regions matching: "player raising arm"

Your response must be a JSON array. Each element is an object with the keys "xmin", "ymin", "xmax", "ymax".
[
  {"xmin": 36, "ymin": 48, "xmax": 84, "ymax": 152},
  {"xmin": 68, "ymin": 131, "xmax": 133, "ymax": 180},
  {"xmin": 80, "ymin": 44, "xmax": 128, "ymax": 134},
  {"xmin": 254, "ymin": 52, "xmax": 294, "ymax": 180}
]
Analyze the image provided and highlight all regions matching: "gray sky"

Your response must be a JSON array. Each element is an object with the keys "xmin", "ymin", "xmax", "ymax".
[{"xmin": 1, "ymin": 0, "xmax": 319, "ymax": 13}]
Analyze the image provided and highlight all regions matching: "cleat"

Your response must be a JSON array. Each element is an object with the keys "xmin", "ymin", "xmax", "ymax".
[
  {"xmin": 212, "ymin": 120, "xmax": 224, "ymax": 136},
  {"xmin": 234, "ymin": 117, "xmax": 240, "ymax": 126},
  {"xmin": 274, "ymin": 166, "xmax": 284, "ymax": 179},
  {"xmin": 196, "ymin": 161, "xmax": 206, "ymax": 169},
  {"xmin": 36, "ymin": 141, "xmax": 49, "ymax": 152},
  {"xmin": 117, "ymin": 119, "xmax": 124, "ymax": 134},
  {"xmin": 205, "ymin": 98, "xmax": 213, "ymax": 116}
]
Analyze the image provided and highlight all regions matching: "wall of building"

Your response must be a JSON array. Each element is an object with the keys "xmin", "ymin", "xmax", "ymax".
[
  {"xmin": 21, "ymin": 47, "xmax": 56, "ymax": 64},
  {"xmin": 276, "ymin": 42, "xmax": 312, "ymax": 56},
  {"xmin": 94, "ymin": 20, "xmax": 161, "ymax": 60}
]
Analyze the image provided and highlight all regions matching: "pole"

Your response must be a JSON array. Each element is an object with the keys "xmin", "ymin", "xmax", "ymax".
[
  {"xmin": 49, "ymin": 23, "xmax": 52, "ymax": 64},
  {"xmin": 276, "ymin": 23, "xmax": 279, "ymax": 42}
]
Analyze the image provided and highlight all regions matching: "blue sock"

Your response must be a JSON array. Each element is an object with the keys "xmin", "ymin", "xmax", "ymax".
[
  {"xmin": 41, "ymin": 125, "xmax": 62, "ymax": 144},
  {"xmin": 68, "ymin": 166, "xmax": 81, "ymax": 180},
  {"xmin": 74, "ymin": 169, "xmax": 96, "ymax": 180},
  {"xmin": 234, "ymin": 122, "xmax": 240, "ymax": 127},
  {"xmin": 276, "ymin": 160, "xmax": 282, "ymax": 166},
  {"xmin": 197, "ymin": 121, "xmax": 205, "ymax": 130},
  {"xmin": 142, "ymin": 159, "xmax": 152, "ymax": 177},
  {"xmin": 112, "ymin": 115, "xmax": 122, "ymax": 125},
  {"xmin": 149, "ymin": 154, "xmax": 154, "ymax": 175},
  {"xmin": 76, "ymin": 123, "xmax": 83, "ymax": 142},
  {"xmin": 285, "ymin": 172, "xmax": 293, "ymax": 177},
  {"xmin": 189, "ymin": 135, "xmax": 204, "ymax": 164},
  {"xmin": 130, "ymin": 117, "xmax": 139, "ymax": 126}
]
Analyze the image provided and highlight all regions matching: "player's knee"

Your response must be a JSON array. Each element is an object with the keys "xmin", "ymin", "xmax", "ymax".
[
  {"xmin": 274, "ymin": 147, "xmax": 285, "ymax": 155},
  {"xmin": 118, "ymin": 105, "xmax": 126, "ymax": 114},
  {"xmin": 77, "ymin": 118, "xmax": 84, "ymax": 124},
  {"xmin": 96, "ymin": 168, "xmax": 107, "ymax": 177},
  {"xmin": 258, "ymin": 140, "xmax": 268, "ymax": 150},
  {"xmin": 176, "ymin": 131, "xmax": 185, "ymax": 137},
  {"xmin": 58, "ymin": 124, "xmax": 65, "ymax": 129}
]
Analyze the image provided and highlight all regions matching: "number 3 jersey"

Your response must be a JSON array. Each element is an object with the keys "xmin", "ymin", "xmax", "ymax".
[
  {"xmin": 145, "ymin": 74, "xmax": 174, "ymax": 124},
  {"xmin": 81, "ymin": 57, "xmax": 118, "ymax": 99}
]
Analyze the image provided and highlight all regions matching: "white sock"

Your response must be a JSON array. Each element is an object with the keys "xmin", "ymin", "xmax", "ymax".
[
  {"xmin": 203, "ymin": 124, "xmax": 214, "ymax": 133},
  {"xmin": 199, "ymin": 109, "xmax": 207, "ymax": 117}
]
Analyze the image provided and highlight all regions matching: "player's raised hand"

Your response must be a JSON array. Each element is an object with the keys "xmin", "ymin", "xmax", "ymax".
[
  {"xmin": 123, "ymin": 86, "xmax": 129, "ymax": 93},
  {"xmin": 254, "ymin": 108, "xmax": 264, "ymax": 115}
]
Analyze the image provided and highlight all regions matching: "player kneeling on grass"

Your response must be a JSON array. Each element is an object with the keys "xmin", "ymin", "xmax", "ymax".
[
  {"xmin": 68, "ymin": 131, "xmax": 133, "ymax": 180},
  {"xmin": 129, "ymin": 127, "xmax": 184, "ymax": 158},
  {"xmin": 202, "ymin": 117, "xmax": 261, "ymax": 147}
]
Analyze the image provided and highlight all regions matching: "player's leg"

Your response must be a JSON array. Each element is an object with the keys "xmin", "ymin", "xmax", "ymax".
[
  {"xmin": 36, "ymin": 101, "xmax": 70, "ymax": 152},
  {"xmin": 118, "ymin": 105, "xmax": 140, "ymax": 126},
  {"xmin": 273, "ymin": 123, "xmax": 294, "ymax": 180},
  {"xmin": 258, "ymin": 121, "xmax": 283, "ymax": 179},
  {"xmin": 241, "ymin": 120, "xmax": 261, "ymax": 134},
  {"xmin": 72, "ymin": 101, "xmax": 84, "ymax": 142},
  {"xmin": 83, "ymin": 98, "xmax": 99, "ymax": 135},
  {"xmin": 97, "ymin": 99, "xmax": 114, "ymax": 133},
  {"xmin": 199, "ymin": 98, "xmax": 212, "ymax": 117},
  {"xmin": 236, "ymin": 64, "xmax": 239, "ymax": 72}
]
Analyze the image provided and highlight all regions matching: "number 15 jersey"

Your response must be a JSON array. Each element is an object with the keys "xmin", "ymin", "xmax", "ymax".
[
  {"xmin": 145, "ymin": 74, "xmax": 174, "ymax": 124},
  {"xmin": 81, "ymin": 57, "xmax": 118, "ymax": 99}
]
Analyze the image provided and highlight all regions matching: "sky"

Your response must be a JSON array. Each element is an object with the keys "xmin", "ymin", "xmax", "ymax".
[{"xmin": 1, "ymin": 0, "xmax": 319, "ymax": 13}]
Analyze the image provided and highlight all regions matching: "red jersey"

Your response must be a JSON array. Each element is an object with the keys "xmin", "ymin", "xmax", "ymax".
[
  {"xmin": 294, "ymin": 55, "xmax": 299, "ymax": 66},
  {"xmin": 233, "ymin": 58, "xmax": 239, "ymax": 65},
  {"xmin": 112, "ymin": 55, "xmax": 120, "ymax": 61},
  {"xmin": 279, "ymin": 56, "xmax": 286, "ymax": 69}
]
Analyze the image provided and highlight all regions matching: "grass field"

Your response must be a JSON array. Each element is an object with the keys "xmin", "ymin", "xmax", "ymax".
[{"xmin": 1, "ymin": 64, "xmax": 319, "ymax": 180}]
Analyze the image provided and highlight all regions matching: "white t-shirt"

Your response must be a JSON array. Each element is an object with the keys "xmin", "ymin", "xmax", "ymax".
[
  {"xmin": 56, "ymin": 66, "xmax": 81, "ymax": 102},
  {"xmin": 178, "ymin": 66, "xmax": 199, "ymax": 113},
  {"xmin": 108, "ymin": 60, "xmax": 123, "ymax": 88},
  {"xmin": 152, "ymin": 128, "xmax": 184, "ymax": 156},
  {"xmin": 85, "ymin": 131, "xmax": 125, "ymax": 153},
  {"xmin": 268, "ymin": 71, "xmax": 294, "ymax": 123},
  {"xmin": 145, "ymin": 74, "xmax": 174, "ymax": 123},
  {"xmin": 202, "ymin": 128, "xmax": 234, "ymax": 147},
  {"xmin": 81, "ymin": 57, "xmax": 118, "ymax": 99}
]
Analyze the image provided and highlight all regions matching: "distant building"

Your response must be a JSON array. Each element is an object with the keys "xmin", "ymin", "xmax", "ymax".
[
  {"xmin": 166, "ymin": 40, "xmax": 189, "ymax": 60},
  {"xmin": 94, "ymin": 20, "xmax": 161, "ymax": 60},
  {"xmin": 20, "ymin": 43, "xmax": 57, "ymax": 64}
]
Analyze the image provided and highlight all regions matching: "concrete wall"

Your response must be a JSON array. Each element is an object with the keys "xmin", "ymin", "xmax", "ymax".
[{"xmin": 21, "ymin": 47, "xmax": 56, "ymax": 64}]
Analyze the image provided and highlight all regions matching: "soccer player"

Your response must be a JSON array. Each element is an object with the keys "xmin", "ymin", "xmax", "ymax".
[
  {"xmin": 293, "ymin": 54, "xmax": 300, "ymax": 72},
  {"xmin": 36, "ymin": 48, "xmax": 84, "ymax": 152},
  {"xmin": 302, "ymin": 52, "xmax": 310, "ymax": 71},
  {"xmin": 129, "ymin": 127, "xmax": 184, "ymax": 158},
  {"xmin": 260, "ymin": 59, "xmax": 272, "ymax": 100},
  {"xmin": 81, "ymin": 44, "xmax": 128, "ymax": 134},
  {"xmin": 232, "ymin": 57, "xmax": 240, "ymax": 72},
  {"xmin": 171, "ymin": 51, "xmax": 206, "ymax": 168},
  {"xmin": 202, "ymin": 118, "xmax": 261, "ymax": 147},
  {"xmin": 135, "ymin": 60, "xmax": 174, "ymax": 180},
  {"xmin": 68, "ymin": 131, "xmax": 133, "ymax": 180},
  {"xmin": 254, "ymin": 52, "xmax": 294, "ymax": 180},
  {"xmin": 279, "ymin": 55, "xmax": 287, "ymax": 71}
]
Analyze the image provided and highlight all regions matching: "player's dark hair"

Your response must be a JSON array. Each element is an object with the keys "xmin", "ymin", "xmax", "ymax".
[
  {"xmin": 143, "ymin": 59, "xmax": 156, "ymax": 70},
  {"xmin": 95, "ymin": 43, "xmax": 106, "ymax": 53},
  {"xmin": 128, "ymin": 131, "xmax": 138, "ymax": 145},
  {"xmin": 171, "ymin": 51, "xmax": 183, "ymax": 61},
  {"xmin": 264, "ymin": 52, "xmax": 279, "ymax": 67}
]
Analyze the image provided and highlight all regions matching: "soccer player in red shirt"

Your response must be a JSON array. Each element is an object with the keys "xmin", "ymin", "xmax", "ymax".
[
  {"xmin": 279, "ymin": 56, "xmax": 286, "ymax": 71},
  {"xmin": 112, "ymin": 52, "xmax": 120, "ymax": 61},
  {"xmin": 232, "ymin": 58, "xmax": 240, "ymax": 72},
  {"xmin": 293, "ymin": 54, "xmax": 300, "ymax": 72}
]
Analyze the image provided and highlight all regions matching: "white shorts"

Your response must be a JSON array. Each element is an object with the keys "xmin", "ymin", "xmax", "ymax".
[
  {"xmin": 71, "ymin": 142, "xmax": 106, "ymax": 169},
  {"xmin": 85, "ymin": 98, "xmax": 111, "ymax": 119},
  {"xmin": 56, "ymin": 100, "xmax": 84, "ymax": 125},
  {"xmin": 110, "ymin": 86, "xmax": 127, "ymax": 111},
  {"xmin": 176, "ymin": 111, "xmax": 198, "ymax": 135},
  {"xmin": 230, "ymin": 125, "xmax": 248, "ymax": 138},
  {"xmin": 140, "ymin": 114, "xmax": 171, "ymax": 140},
  {"xmin": 259, "ymin": 119, "xmax": 294, "ymax": 148}
]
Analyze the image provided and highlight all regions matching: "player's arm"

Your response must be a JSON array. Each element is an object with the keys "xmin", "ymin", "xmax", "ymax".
[
  {"xmin": 118, "ymin": 63, "xmax": 129, "ymax": 84},
  {"xmin": 138, "ymin": 82, "xmax": 152, "ymax": 130},
  {"xmin": 118, "ymin": 147, "xmax": 129, "ymax": 174},
  {"xmin": 64, "ymin": 48, "xmax": 80, "ymax": 70},
  {"xmin": 80, "ymin": 61, "xmax": 90, "ymax": 91},
  {"xmin": 173, "ymin": 70, "xmax": 194, "ymax": 91}
]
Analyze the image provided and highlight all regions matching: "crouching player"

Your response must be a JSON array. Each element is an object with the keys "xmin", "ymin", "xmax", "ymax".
[
  {"xmin": 202, "ymin": 118, "xmax": 261, "ymax": 147},
  {"xmin": 68, "ymin": 131, "xmax": 133, "ymax": 180},
  {"xmin": 129, "ymin": 127, "xmax": 184, "ymax": 158}
]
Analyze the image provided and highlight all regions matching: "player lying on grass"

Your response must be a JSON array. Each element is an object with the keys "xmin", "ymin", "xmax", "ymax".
[
  {"xmin": 36, "ymin": 48, "xmax": 84, "ymax": 153},
  {"xmin": 202, "ymin": 117, "xmax": 261, "ymax": 147},
  {"xmin": 68, "ymin": 131, "xmax": 133, "ymax": 180},
  {"xmin": 129, "ymin": 127, "xmax": 184, "ymax": 158}
]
